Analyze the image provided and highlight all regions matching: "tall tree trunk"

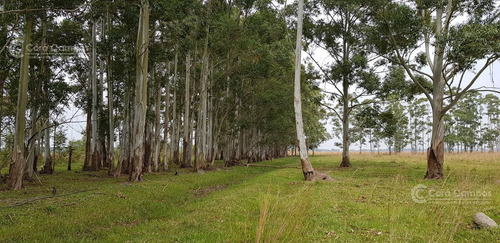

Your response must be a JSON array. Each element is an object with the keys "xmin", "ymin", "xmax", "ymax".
[
  {"xmin": 9, "ymin": 18, "xmax": 32, "ymax": 190},
  {"xmin": 426, "ymin": 89, "xmax": 445, "ymax": 179},
  {"xmin": 107, "ymin": 55, "xmax": 115, "ymax": 176},
  {"xmin": 53, "ymin": 125, "xmax": 57, "ymax": 171},
  {"xmin": 125, "ymin": 86, "xmax": 134, "ymax": 174},
  {"xmin": 25, "ymin": 20, "xmax": 45, "ymax": 180},
  {"xmin": 0, "ymin": 73, "xmax": 4, "ymax": 152},
  {"xmin": 0, "ymin": 0, "xmax": 6, "ymax": 152},
  {"xmin": 207, "ymin": 75, "xmax": 214, "ymax": 164},
  {"xmin": 170, "ymin": 50, "xmax": 179, "ymax": 165},
  {"xmin": 163, "ymin": 62, "xmax": 171, "ymax": 171},
  {"xmin": 369, "ymin": 130, "xmax": 373, "ymax": 154},
  {"xmin": 41, "ymin": 120, "xmax": 52, "ymax": 174},
  {"xmin": 83, "ymin": 82, "xmax": 92, "ymax": 171},
  {"xmin": 425, "ymin": 8, "xmax": 446, "ymax": 179},
  {"xmin": 144, "ymin": 112, "xmax": 152, "ymax": 172},
  {"xmin": 129, "ymin": 0, "xmax": 149, "ymax": 182},
  {"xmin": 187, "ymin": 85, "xmax": 195, "ymax": 167},
  {"xmin": 200, "ymin": 0, "xmax": 212, "ymax": 168},
  {"xmin": 25, "ymin": 102, "xmax": 38, "ymax": 180},
  {"xmin": 294, "ymin": 0, "xmax": 315, "ymax": 181},
  {"xmin": 116, "ymin": 85, "xmax": 130, "ymax": 177},
  {"xmin": 174, "ymin": 112, "xmax": 181, "ymax": 164},
  {"xmin": 90, "ymin": 20, "xmax": 100, "ymax": 171},
  {"xmin": 200, "ymin": 57, "xmax": 208, "ymax": 168},
  {"xmin": 153, "ymin": 71, "xmax": 161, "ymax": 172},
  {"xmin": 194, "ymin": 108, "xmax": 201, "ymax": 169},
  {"xmin": 340, "ymin": 47, "xmax": 351, "ymax": 167},
  {"xmin": 182, "ymin": 52, "xmax": 191, "ymax": 168},
  {"xmin": 143, "ymin": 66, "xmax": 154, "ymax": 173},
  {"xmin": 98, "ymin": 59, "xmax": 105, "ymax": 169}
]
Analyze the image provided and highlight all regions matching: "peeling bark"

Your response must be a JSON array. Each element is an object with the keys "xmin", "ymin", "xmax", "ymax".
[
  {"xmin": 130, "ymin": 0, "xmax": 150, "ymax": 182},
  {"xmin": 426, "ymin": 106, "xmax": 445, "ymax": 179},
  {"xmin": 9, "ymin": 17, "xmax": 32, "ymax": 190}
]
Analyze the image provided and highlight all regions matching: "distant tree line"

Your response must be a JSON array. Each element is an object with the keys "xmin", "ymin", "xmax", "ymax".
[{"xmin": 335, "ymin": 89, "xmax": 500, "ymax": 154}]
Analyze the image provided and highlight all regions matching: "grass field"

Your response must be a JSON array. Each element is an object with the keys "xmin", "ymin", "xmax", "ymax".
[{"xmin": 1, "ymin": 152, "xmax": 499, "ymax": 242}]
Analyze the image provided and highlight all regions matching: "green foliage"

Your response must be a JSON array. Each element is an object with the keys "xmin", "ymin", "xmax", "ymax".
[
  {"xmin": 68, "ymin": 138, "xmax": 86, "ymax": 164},
  {"xmin": 446, "ymin": 91, "xmax": 493, "ymax": 152},
  {"xmin": 447, "ymin": 22, "xmax": 500, "ymax": 71},
  {"xmin": 367, "ymin": 2, "xmax": 422, "ymax": 55},
  {"xmin": 408, "ymin": 98, "xmax": 429, "ymax": 152}
]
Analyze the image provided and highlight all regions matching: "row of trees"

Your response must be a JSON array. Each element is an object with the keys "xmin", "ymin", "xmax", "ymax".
[
  {"xmin": 0, "ymin": 0, "xmax": 330, "ymax": 189},
  {"xmin": 1, "ymin": 0, "xmax": 499, "ymax": 189}
]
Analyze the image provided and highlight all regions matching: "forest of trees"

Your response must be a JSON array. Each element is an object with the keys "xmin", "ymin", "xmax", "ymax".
[{"xmin": 0, "ymin": 0, "xmax": 499, "ymax": 189}]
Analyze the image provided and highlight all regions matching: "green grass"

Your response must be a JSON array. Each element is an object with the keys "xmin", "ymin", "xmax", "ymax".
[{"xmin": 1, "ymin": 153, "xmax": 499, "ymax": 242}]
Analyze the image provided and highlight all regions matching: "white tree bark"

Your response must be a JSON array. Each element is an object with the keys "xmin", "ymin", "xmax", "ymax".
[
  {"xmin": 170, "ymin": 50, "xmax": 179, "ymax": 164},
  {"xmin": 9, "ymin": 18, "xmax": 32, "ymax": 190},
  {"xmin": 107, "ymin": 56, "xmax": 115, "ymax": 175},
  {"xmin": 130, "ymin": 0, "xmax": 150, "ymax": 181},
  {"xmin": 116, "ymin": 87, "xmax": 129, "ymax": 176},
  {"xmin": 153, "ymin": 67, "xmax": 162, "ymax": 172},
  {"xmin": 90, "ymin": 20, "xmax": 100, "ymax": 171},
  {"xmin": 163, "ymin": 62, "xmax": 171, "ymax": 170},
  {"xmin": 294, "ymin": 0, "xmax": 315, "ymax": 180},
  {"xmin": 201, "ymin": 56, "xmax": 208, "ymax": 165},
  {"xmin": 182, "ymin": 52, "xmax": 191, "ymax": 168}
]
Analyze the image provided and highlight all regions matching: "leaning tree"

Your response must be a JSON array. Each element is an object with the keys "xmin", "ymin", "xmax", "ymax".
[{"xmin": 294, "ymin": 0, "xmax": 332, "ymax": 181}]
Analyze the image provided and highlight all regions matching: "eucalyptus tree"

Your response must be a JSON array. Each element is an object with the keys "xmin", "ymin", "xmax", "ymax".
[
  {"xmin": 0, "ymin": 0, "xmax": 18, "ymax": 151},
  {"xmin": 129, "ymin": 0, "xmax": 150, "ymax": 182},
  {"xmin": 304, "ymin": 0, "xmax": 380, "ymax": 167},
  {"xmin": 482, "ymin": 94, "xmax": 500, "ymax": 151},
  {"xmin": 105, "ymin": 7, "xmax": 115, "ymax": 175},
  {"xmin": 388, "ymin": 97, "xmax": 410, "ymax": 153},
  {"xmin": 89, "ymin": 19, "xmax": 100, "ymax": 171},
  {"xmin": 4, "ymin": 0, "xmax": 84, "ymax": 188},
  {"xmin": 408, "ymin": 98, "xmax": 429, "ymax": 153},
  {"xmin": 350, "ymin": 107, "xmax": 367, "ymax": 154},
  {"xmin": 9, "ymin": 1, "xmax": 32, "ymax": 190},
  {"xmin": 292, "ymin": 0, "xmax": 333, "ymax": 181},
  {"xmin": 375, "ymin": 96, "xmax": 410, "ymax": 154},
  {"xmin": 452, "ymin": 92, "xmax": 482, "ymax": 152},
  {"xmin": 354, "ymin": 103, "xmax": 381, "ymax": 153},
  {"xmin": 162, "ymin": 62, "xmax": 171, "ymax": 171},
  {"xmin": 369, "ymin": 0, "xmax": 500, "ymax": 178},
  {"xmin": 294, "ymin": 0, "xmax": 315, "ymax": 180}
]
